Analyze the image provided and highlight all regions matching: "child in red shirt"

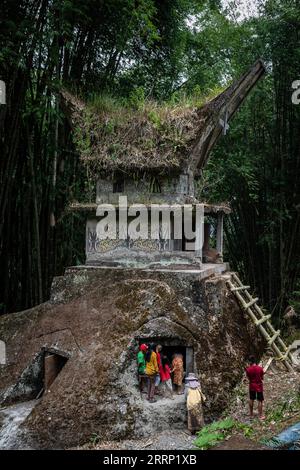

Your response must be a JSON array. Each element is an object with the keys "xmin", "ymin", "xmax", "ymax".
[
  {"xmin": 160, "ymin": 355, "xmax": 174, "ymax": 399},
  {"xmin": 245, "ymin": 355, "xmax": 265, "ymax": 420}
]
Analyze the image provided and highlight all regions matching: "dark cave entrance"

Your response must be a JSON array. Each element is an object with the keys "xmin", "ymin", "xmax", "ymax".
[
  {"xmin": 162, "ymin": 345, "xmax": 188, "ymax": 371},
  {"xmin": 138, "ymin": 338, "xmax": 194, "ymax": 374}
]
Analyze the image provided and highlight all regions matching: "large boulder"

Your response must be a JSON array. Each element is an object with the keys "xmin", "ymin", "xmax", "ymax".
[{"xmin": 0, "ymin": 267, "xmax": 263, "ymax": 448}]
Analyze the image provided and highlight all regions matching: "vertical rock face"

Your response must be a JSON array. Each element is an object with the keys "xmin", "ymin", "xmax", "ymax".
[{"xmin": 0, "ymin": 267, "xmax": 263, "ymax": 449}]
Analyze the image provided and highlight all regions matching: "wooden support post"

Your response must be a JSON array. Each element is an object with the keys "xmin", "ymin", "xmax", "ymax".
[
  {"xmin": 216, "ymin": 212, "xmax": 224, "ymax": 256},
  {"xmin": 263, "ymin": 357, "xmax": 273, "ymax": 373},
  {"xmin": 195, "ymin": 209, "xmax": 203, "ymax": 260}
]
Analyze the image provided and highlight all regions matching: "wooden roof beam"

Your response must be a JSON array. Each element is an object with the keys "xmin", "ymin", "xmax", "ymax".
[{"xmin": 188, "ymin": 59, "xmax": 266, "ymax": 172}]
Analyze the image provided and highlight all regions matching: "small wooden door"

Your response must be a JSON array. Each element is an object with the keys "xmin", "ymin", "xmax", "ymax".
[{"xmin": 44, "ymin": 353, "xmax": 67, "ymax": 390}]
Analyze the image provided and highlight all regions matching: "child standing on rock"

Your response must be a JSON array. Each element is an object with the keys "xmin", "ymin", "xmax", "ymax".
[{"xmin": 160, "ymin": 355, "xmax": 174, "ymax": 399}]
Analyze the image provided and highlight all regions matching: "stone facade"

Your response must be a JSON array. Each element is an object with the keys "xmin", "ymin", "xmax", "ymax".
[
  {"xmin": 96, "ymin": 173, "xmax": 195, "ymax": 206},
  {"xmin": 85, "ymin": 172, "xmax": 227, "ymax": 267}
]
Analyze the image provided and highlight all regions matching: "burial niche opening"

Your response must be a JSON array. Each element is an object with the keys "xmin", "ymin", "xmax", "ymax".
[
  {"xmin": 2, "ymin": 350, "xmax": 69, "ymax": 406},
  {"xmin": 138, "ymin": 339, "xmax": 194, "ymax": 374},
  {"xmin": 44, "ymin": 351, "xmax": 68, "ymax": 391}
]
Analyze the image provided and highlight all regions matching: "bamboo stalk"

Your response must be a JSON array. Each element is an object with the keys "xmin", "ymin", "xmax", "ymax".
[
  {"xmin": 268, "ymin": 330, "xmax": 280, "ymax": 345},
  {"xmin": 244, "ymin": 298, "xmax": 259, "ymax": 310},
  {"xmin": 230, "ymin": 285, "xmax": 250, "ymax": 292},
  {"xmin": 263, "ymin": 357, "xmax": 273, "ymax": 373},
  {"xmin": 255, "ymin": 315, "xmax": 271, "ymax": 326}
]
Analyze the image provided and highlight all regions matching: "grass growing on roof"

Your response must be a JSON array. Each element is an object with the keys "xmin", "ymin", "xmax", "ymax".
[
  {"xmin": 69, "ymin": 85, "xmax": 225, "ymax": 172},
  {"xmin": 87, "ymin": 85, "xmax": 225, "ymax": 116}
]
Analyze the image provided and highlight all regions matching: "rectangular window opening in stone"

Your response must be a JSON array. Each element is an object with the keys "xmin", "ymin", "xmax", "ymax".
[{"xmin": 113, "ymin": 177, "xmax": 125, "ymax": 193}]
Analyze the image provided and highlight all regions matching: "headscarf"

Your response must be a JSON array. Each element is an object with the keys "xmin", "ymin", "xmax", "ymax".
[
  {"xmin": 185, "ymin": 373, "xmax": 201, "ymax": 389},
  {"xmin": 140, "ymin": 344, "xmax": 148, "ymax": 352}
]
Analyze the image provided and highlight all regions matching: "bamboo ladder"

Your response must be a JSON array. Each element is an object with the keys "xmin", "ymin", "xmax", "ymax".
[{"xmin": 227, "ymin": 272, "xmax": 294, "ymax": 372}]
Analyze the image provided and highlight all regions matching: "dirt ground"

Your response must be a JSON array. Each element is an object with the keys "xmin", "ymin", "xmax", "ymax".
[
  {"xmin": 86, "ymin": 429, "xmax": 197, "ymax": 451},
  {"xmin": 212, "ymin": 435, "xmax": 269, "ymax": 450}
]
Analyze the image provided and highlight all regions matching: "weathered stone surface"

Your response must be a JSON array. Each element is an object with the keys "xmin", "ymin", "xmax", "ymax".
[{"xmin": 0, "ymin": 267, "xmax": 264, "ymax": 449}]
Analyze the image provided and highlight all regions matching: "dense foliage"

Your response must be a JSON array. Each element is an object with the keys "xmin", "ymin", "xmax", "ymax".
[
  {"xmin": 201, "ymin": 0, "xmax": 300, "ymax": 323},
  {"xmin": 0, "ymin": 0, "xmax": 299, "ymax": 324}
]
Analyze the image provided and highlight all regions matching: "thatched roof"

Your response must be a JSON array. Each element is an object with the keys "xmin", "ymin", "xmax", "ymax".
[
  {"xmin": 61, "ymin": 91, "xmax": 205, "ymax": 173},
  {"xmin": 61, "ymin": 59, "xmax": 265, "ymax": 174}
]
